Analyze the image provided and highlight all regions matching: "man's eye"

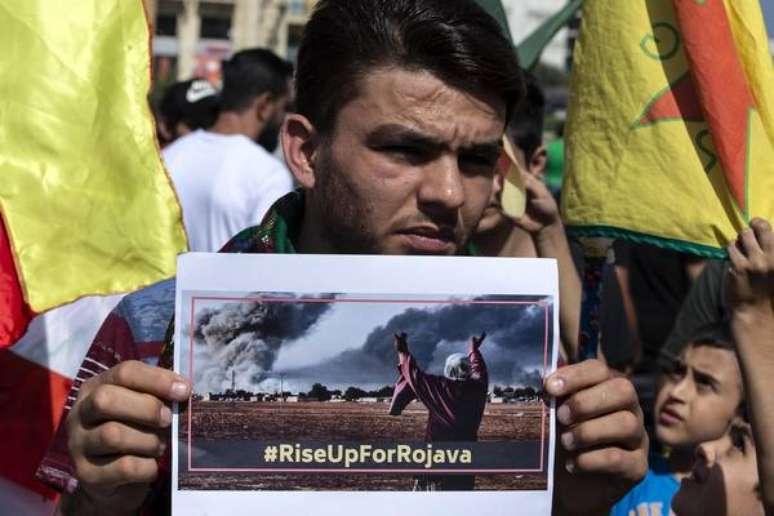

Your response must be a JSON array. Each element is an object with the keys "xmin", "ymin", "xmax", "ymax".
[
  {"xmin": 380, "ymin": 145, "xmax": 431, "ymax": 164},
  {"xmin": 384, "ymin": 145, "xmax": 421, "ymax": 157}
]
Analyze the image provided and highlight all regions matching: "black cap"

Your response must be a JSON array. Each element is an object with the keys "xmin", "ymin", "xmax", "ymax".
[{"xmin": 159, "ymin": 79, "xmax": 220, "ymax": 133}]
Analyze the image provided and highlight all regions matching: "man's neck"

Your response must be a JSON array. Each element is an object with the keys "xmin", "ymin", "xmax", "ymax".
[{"xmin": 209, "ymin": 111, "xmax": 262, "ymax": 141}]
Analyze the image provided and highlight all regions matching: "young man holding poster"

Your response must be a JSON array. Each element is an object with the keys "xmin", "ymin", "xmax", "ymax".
[{"xmin": 40, "ymin": 0, "xmax": 647, "ymax": 514}]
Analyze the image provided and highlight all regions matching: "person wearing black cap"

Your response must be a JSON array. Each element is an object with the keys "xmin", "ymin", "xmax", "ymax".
[{"xmin": 156, "ymin": 78, "xmax": 220, "ymax": 147}]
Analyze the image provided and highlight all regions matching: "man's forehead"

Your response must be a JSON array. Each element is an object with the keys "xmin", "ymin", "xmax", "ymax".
[{"xmin": 341, "ymin": 66, "xmax": 506, "ymax": 144}]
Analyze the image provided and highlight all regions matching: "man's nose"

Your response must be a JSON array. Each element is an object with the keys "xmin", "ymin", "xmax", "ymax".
[{"xmin": 417, "ymin": 155, "xmax": 465, "ymax": 212}]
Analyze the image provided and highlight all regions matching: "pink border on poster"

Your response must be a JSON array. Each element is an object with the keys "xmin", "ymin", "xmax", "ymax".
[{"xmin": 185, "ymin": 295, "xmax": 552, "ymax": 475}]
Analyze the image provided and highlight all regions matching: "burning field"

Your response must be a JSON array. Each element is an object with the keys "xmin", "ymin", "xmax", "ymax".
[{"xmin": 178, "ymin": 400, "xmax": 549, "ymax": 491}]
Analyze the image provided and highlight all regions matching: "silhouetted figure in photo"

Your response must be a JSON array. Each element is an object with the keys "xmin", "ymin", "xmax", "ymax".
[{"xmin": 389, "ymin": 332, "xmax": 488, "ymax": 490}]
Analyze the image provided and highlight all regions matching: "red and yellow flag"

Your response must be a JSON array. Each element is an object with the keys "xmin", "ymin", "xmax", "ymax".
[
  {"xmin": 562, "ymin": 0, "xmax": 774, "ymax": 257},
  {"xmin": 0, "ymin": 0, "xmax": 188, "ymax": 346}
]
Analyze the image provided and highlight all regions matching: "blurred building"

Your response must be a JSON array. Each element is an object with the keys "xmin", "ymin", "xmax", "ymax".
[
  {"xmin": 143, "ymin": 0, "xmax": 317, "ymax": 84},
  {"xmin": 500, "ymin": 0, "xmax": 577, "ymax": 71}
]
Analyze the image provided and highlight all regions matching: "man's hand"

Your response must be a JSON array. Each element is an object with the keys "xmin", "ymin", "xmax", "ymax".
[
  {"xmin": 65, "ymin": 360, "xmax": 191, "ymax": 515},
  {"xmin": 471, "ymin": 332, "xmax": 486, "ymax": 350},
  {"xmin": 545, "ymin": 360, "xmax": 648, "ymax": 516},
  {"xmin": 727, "ymin": 218, "xmax": 774, "ymax": 315},
  {"xmin": 513, "ymin": 171, "xmax": 561, "ymax": 238},
  {"xmin": 726, "ymin": 219, "xmax": 774, "ymax": 514},
  {"xmin": 394, "ymin": 332, "xmax": 409, "ymax": 354}
]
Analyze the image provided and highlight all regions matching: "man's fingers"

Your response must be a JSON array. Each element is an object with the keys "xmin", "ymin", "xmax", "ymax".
[
  {"xmin": 728, "ymin": 241, "xmax": 749, "ymax": 272},
  {"xmin": 751, "ymin": 218, "xmax": 774, "ymax": 253},
  {"xmin": 520, "ymin": 170, "xmax": 540, "ymax": 192},
  {"xmin": 76, "ymin": 454, "xmax": 159, "ymax": 489},
  {"xmin": 79, "ymin": 384, "xmax": 173, "ymax": 429},
  {"xmin": 739, "ymin": 227, "xmax": 765, "ymax": 265},
  {"xmin": 566, "ymin": 445, "xmax": 648, "ymax": 483},
  {"xmin": 99, "ymin": 360, "xmax": 190, "ymax": 402},
  {"xmin": 560, "ymin": 410, "xmax": 643, "ymax": 452},
  {"xmin": 80, "ymin": 422, "xmax": 165, "ymax": 458},
  {"xmin": 557, "ymin": 376, "xmax": 641, "ymax": 426},
  {"xmin": 545, "ymin": 359, "xmax": 612, "ymax": 397}
]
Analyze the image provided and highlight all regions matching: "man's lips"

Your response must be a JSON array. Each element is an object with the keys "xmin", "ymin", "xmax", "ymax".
[
  {"xmin": 658, "ymin": 405, "xmax": 684, "ymax": 425},
  {"xmin": 396, "ymin": 226, "xmax": 455, "ymax": 252}
]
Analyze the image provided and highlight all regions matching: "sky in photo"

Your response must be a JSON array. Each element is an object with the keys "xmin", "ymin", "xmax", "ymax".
[{"xmin": 186, "ymin": 294, "xmax": 553, "ymax": 394}]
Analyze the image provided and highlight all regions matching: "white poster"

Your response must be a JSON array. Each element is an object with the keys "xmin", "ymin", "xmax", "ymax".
[{"xmin": 173, "ymin": 253, "xmax": 558, "ymax": 515}]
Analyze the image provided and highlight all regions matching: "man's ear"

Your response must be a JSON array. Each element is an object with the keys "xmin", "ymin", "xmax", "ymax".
[
  {"xmin": 281, "ymin": 113, "xmax": 319, "ymax": 188},
  {"xmin": 528, "ymin": 145, "xmax": 547, "ymax": 180}
]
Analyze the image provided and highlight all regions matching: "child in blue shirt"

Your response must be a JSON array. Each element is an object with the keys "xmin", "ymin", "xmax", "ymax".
[{"xmin": 612, "ymin": 321, "xmax": 744, "ymax": 516}]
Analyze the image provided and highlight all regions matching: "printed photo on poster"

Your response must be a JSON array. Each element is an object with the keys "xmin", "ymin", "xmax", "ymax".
[
  {"xmin": 172, "ymin": 254, "xmax": 559, "ymax": 515},
  {"xmin": 178, "ymin": 292, "xmax": 552, "ymax": 491}
]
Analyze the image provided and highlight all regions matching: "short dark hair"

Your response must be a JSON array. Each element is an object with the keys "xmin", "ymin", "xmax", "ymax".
[
  {"xmin": 219, "ymin": 48, "xmax": 293, "ymax": 113},
  {"xmin": 659, "ymin": 321, "xmax": 737, "ymax": 378},
  {"xmin": 689, "ymin": 321, "xmax": 734, "ymax": 352},
  {"xmin": 296, "ymin": 0, "xmax": 523, "ymax": 136},
  {"xmin": 158, "ymin": 79, "xmax": 219, "ymax": 135},
  {"xmin": 507, "ymin": 70, "xmax": 546, "ymax": 159}
]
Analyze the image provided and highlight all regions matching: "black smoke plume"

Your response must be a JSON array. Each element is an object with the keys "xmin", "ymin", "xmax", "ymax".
[
  {"xmin": 193, "ymin": 294, "xmax": 333, "ymax": 391},
  {"xmin": 285, "ymin": 296, "xmax": 552, "ymax": 390}
]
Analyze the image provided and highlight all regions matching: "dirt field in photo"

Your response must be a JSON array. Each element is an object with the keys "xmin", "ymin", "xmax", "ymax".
[{"xmin": 178, "ymin": 401, "xmax": 549, "ymax": 491}]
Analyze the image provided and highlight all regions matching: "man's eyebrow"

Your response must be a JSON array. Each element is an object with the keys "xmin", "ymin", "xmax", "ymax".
[
  {"xmin": 366, "ymin": 124, "xmax": 444, "ymax": 148},
  {"xmin": 464, "ymin": 140, "xmax": 503, "ymax": 156},
  {"xmin": 366, "ymin": 124, "xmax": 503, "ymax": 153}
]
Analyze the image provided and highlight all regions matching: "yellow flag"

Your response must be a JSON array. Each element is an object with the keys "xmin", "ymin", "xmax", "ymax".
[
  {"xmin": 561, "ymin": 0, "xmax": 774, "ymax": 257},
  {"xmin": 0, "ymin": 0, "xmax": 187, "ymax": 345}
]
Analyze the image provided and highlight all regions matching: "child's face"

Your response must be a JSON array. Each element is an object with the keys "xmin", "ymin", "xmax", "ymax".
[
  {"xmin": 671, "ymin": 425, "xmax": 762, "ymax": 516},
  {"xmin": 654, "ymin": 343, "xmax": 742, "ymax": 448}
]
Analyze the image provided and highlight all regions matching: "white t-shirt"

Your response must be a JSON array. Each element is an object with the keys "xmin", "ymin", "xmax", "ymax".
[{"xmin": 163, "ymin": 130, "xmax": 294, "ymax": 252}]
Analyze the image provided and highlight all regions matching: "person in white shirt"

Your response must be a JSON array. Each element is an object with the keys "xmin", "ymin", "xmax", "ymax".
[{"xmin": 163, "ymin": 49, "xmax": 294, "ymax": 252}]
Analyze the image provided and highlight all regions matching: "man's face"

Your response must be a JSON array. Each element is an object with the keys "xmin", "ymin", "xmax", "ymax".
[
  {"xmin": 476, "ymin": 144, "xmax": 528, "ymax": 234},
  {"xmin": 258, "ymin": 93, "xmax": 290, "ymax": 152},
  {"xmin": 311, "ymin": 67, "xmax": 505, "ymax": 255},
  {"xmin": 654, "ymin": 343, "xmax": 742, "ymax": 448}
]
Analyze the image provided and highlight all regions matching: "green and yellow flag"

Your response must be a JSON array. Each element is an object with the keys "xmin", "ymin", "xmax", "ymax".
[
  {"xmin": 562, "ymin": 0, "xmax": 774, "ymax": 257},
  {"xmin": 0, "ymin": 0, "xmax": 187, "ymax": 345}
]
